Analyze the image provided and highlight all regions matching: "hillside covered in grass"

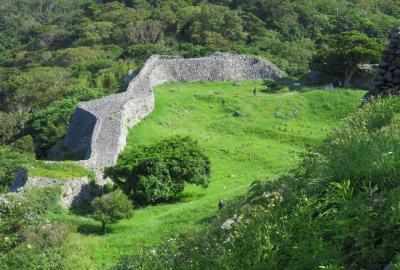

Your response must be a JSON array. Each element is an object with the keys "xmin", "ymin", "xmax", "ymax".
[
  {"xmin": 52, "ymin": 82, "xmax": 364, "ymax": 269},
  {"xmin": 111, "ymin": 91, "xmax": 400, "ymax": 270}
]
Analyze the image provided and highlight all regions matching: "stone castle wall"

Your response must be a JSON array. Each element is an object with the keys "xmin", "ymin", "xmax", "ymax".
[
  {"xmin": 365, "ymin": 27, "xmax": 400, "ymax": 99},
  {"xmin": 51, "ymin": 53, "xmax": 282, "ymax": 169}
]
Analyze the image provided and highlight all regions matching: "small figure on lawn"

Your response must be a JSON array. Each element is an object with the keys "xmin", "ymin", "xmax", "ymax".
[
  {"xmin": 253, "ymin": 88, "xmax": 257, "ymax": 96},
  {"xmin": 218, "ymin": 200, "xmax": 226, "ymax": 210}
]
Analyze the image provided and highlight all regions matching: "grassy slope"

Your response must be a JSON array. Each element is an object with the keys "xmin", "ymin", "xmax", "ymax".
[
  {"xmin": 28, "ymin": 161, "xmax": 94, "ymax": 180},
  {"xmin": 62, "ymin": 81, "xmax": 364, "ymax": 269}
]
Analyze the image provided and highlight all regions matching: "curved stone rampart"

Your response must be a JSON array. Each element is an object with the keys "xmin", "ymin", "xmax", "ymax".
[{"xmin": 51, "ymin": 53, "xmax": 282, "ymax": 169}]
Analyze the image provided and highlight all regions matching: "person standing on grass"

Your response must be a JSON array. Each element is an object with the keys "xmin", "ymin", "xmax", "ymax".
[{"xmin": 253, "ymin": 88, "xmax": 257, "ymax": 96}]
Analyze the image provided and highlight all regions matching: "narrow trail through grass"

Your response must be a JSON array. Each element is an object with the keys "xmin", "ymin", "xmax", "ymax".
[{"xmin": 62, "ymin": 81, "xmax": 364, "ymax": 269}]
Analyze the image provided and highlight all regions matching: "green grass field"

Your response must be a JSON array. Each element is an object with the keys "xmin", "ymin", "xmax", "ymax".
[{"xmin": 61, "ymin": 81, "xmax": 364, "ymax": 269}]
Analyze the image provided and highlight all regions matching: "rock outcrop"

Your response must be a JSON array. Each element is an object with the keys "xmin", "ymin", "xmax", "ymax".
[
  {"xmin": 51, "ymin": 53, "xmax": 282, "ymax": 169},
  {"xmin": 365, "ymin": 27, "xmax": 400, "ymax": 99},
  {"xmin": 10, "ymin": 170, "xmax": 91, "ymax": 208}
]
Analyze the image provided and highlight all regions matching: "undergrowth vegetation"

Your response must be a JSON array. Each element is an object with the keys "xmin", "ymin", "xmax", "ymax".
[
  {"xmin": 113, "ymin": 96, "xmax": 400, "ymax": 270},
  {"xmin": 0, "ymin": 186, "xmax": 70, "ymax": 270}
]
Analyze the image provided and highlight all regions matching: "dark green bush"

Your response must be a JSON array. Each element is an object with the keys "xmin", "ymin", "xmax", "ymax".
[
  {"xmin": 91, "ymin": 190, "xmax": 133, "ymax": 232},
  {"xmin": 105, "ymin": 136, "xmax": 211, "ymax": 204},
  {"xmin": 10, "ymin": 135, "xmax": 35, "ymax": 154},
  {"xmin": 0, "ymin": 146, "xmax": 35, "ymax": 193},
  {"xmin": 0, "ymin": 111, "xmax": 29, "ymax": 144},
  {"xmin": 262, "ymin": 79, "xmax": 284, "ymax": 93},
  {"xmin": 30, "ymin": 98, "xmax": 79, "ymax": 157}
]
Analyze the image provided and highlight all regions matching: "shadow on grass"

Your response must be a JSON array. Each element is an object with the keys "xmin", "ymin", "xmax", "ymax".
[
  {"xmin": 260, "ymin": 78, "xmax": 304, "ymax": 94},
  {"xmin": 177, "ymin": 191, "xmax": 207, "ymax": 202},
  {"xmin": 72, "ymin": 185, "xmax": 209, "ymax": 235},
  {"xmin": 77, "ymin": 222, "xmax": 110, "ymax": 235},
  {"xmin": 196, "ymin": 214, "xmax": 217, "ymax": 225},
  {"xmin": 132, "ymin": 190, "xmax": 207, "ymax": 210}
]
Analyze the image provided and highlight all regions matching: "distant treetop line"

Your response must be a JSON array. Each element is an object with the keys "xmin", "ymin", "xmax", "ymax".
[{"xmin": 0, "ymin": 0, "xmax": 399, "ymax": 158}]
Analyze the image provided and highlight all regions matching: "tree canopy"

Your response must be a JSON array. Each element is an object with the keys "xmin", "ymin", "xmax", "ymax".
[
  {"xmin": 312, "ymin": 31, "xmax": 384, "ymax": 87},
  {"xmin": 105, "ymin": 136, "xmax": 211, "ymax": 204}
]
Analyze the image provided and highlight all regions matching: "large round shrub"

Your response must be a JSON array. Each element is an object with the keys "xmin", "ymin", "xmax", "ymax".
[{"xmin": 104, "ymin": 136, "xmax": 211, "ymax": 204}]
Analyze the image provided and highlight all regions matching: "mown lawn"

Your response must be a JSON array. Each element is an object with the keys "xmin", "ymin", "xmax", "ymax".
[{"xmin": 61, "ymin": 81, "xmax": 364, "ymax": 269}]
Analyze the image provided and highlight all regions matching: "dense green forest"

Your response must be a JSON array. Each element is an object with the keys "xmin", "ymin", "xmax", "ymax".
[{"xmin": 0, "ymin": 0, "xmax": 399, "ymax": 158}]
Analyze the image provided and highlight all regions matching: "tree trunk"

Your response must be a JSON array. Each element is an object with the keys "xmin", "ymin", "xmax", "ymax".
[{"xmin": 343, "ymin": 66, "xmax": 356, "ymax": 88}]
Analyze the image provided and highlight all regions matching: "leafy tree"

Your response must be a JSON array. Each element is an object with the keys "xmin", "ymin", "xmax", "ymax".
[
  {"xmin": 28, "ymin": 25, "xmax": 69, "ymax": 50},
  {"xmin": 312, "ymin": 31, "xmax": 383, "ymax": 87},
  {"xmin": 126, "ymin": 20, "xmax": 165, "ymax": 44},
  {"xmin": 242, "ymin": 13, "xmax": 268, "ymax": 41},
  {"xmin": 10, "ymin": 135, "xmax": 35, "ymax": 154},
  {"xmin": 182, "ymin": 4, "xmax": 244, "ymax": 46},
  {"xmin": 0, "ymin": 112, "xmax": 23, "ymax": 144},
  {"xmin": 179, "ymin": 42, "xmax": 218, "ymax": 58},
  {"xmin": 30, "ymin": 98, "xmax": 79, "ymax": 157},
  {"xmin": 0, "ymin": 33, "xmax": 19, "ymax": 66},
  {"xmin": 0, "ymin": 110, "xmax": 30, "ymax": 144},
  {"xmin": 3, "ymin": 67, "xmax": 72, "ymax": 111},
  {"xmin": 52, "ymin": 47, "xmax": 105, "ymax": 66},
  {"xmin": 75, "ymin": 21, "xmax": 115, "ymax": 46},
  {"xmin": 91, "ymin": 190, "xmax": 133, "ymax": 233},
  {"xmin": 105, "ymin": 136, "xmax": 211, "ymax": 204},
  {"xmin": 28, "ymin": 87, "xmax": 104, "ymax": 158},
  {"xmin": 251, "ymin": 31, "xmax": 314, "ymax": 76}
]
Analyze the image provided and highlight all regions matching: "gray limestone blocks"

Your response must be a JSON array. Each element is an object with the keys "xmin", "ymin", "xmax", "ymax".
[{"xmin": 366, "ymin": 27, "xmax": 400, "ymax": 99}]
